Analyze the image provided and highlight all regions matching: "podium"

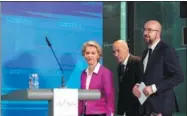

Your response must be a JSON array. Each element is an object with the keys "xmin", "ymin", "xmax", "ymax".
[{"xmin": 1, "ymin": 89, "xmax": 101, "ymax": 116}]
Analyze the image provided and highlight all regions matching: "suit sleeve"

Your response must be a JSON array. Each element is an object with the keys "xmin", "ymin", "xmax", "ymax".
[
  {"xmin": 155, "ymin": 47, "xmax": 184, "ymax": 93},
  {"xmin": 135, "ymin": 61, "xmax": 143, "ymax": 83},
  {"xmin": 103, "ymin": 69, "xmax": 115, "ymax": 115}
]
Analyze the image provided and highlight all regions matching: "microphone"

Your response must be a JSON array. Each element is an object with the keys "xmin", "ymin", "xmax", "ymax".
[
  {"xmin": 45, "ymin": 37, "xmax": 66, "ymax": 88},
  {"xmin": 46, "ymin": 37, "xmax": 51, "ymax": 47}
]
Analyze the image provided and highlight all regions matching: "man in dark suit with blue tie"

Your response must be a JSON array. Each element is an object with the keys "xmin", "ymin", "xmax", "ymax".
[{"xmin": 133, "ymin": 20, "xmax": 184, "ymax": 116}]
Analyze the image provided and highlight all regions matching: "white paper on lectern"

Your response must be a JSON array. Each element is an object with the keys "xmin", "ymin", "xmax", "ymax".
[
  {"xmin": 138, "ymin": 82, "xmax": 148, "ymax": 105},
  {"xmin": 53, "ymin": 88, "xmax": 78, "ymax": 116}
]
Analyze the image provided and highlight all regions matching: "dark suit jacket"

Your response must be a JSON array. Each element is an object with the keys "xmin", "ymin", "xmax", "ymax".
[
  {"xmin": 141, "ymin": 41, "xmax": 184, "ymax": 115},
  {"xmin": 117, "ymin": 54, "xmax": 143, "ymax": 115}
]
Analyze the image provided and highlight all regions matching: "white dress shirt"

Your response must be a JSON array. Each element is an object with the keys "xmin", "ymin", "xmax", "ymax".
[
  {"xmin": 85, "ymin": 63, "xmax": 100, "ymax": 89},
  {"xmin": 84, "ymin": 63, "xmax": 100, "ymax": 106},
  {"xmin": 143, "ymin": 39, "xmax": 160, "ymax": 93},
  {"xmin": 121, "ymin": 53, "xmax": 130, "ymax": 69}
]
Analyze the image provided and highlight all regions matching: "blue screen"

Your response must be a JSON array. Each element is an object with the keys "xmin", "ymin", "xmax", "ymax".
[{"xmin": 1, "ymin": 2, "xmax": 103, "ymax": 116}]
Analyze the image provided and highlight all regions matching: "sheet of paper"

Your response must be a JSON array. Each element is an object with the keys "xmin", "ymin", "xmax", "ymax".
[{"xmin": 138, "ymin": 82, "xmax": 148, "ymax": 105}]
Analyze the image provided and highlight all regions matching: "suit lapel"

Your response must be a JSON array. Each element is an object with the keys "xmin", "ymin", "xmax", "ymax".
[
  {"xmin": 82, "ymin": 71, "xmax": 97, "ymax": 89},
  {"xmin": 125, "ymin": 55, "xmax": 133, "ymax": 73},
  {"xmin": 120, "ymin": 55, "xmax": 132, "ymax": 81},
  {"xmin": 142, "ymin": 49, "xmax": 148, "ymax": 63},
  {"xmin": 82, "ymin": 72, "xmax": 87, "ymax": 89},
  {"xmin": 88, "ymin": 66, "xmax": 101, "ymax": 89},
  {"xmin": 117, "ymin": 64, "xmax": 122, "ymax": 84},
  {"xmin": 88, "ymin": 73, "xmax": 96, "ymax": 89}
]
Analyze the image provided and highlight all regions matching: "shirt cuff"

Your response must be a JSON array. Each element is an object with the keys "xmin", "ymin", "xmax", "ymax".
[{"xmin": 152, "ymin": 84, "xmax": 157, "ymax": 93}]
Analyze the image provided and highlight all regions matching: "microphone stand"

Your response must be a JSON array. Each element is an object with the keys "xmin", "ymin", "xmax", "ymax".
[{"xmin": 45, "ymin": 37, "xmax": 66, "ymax": 88}]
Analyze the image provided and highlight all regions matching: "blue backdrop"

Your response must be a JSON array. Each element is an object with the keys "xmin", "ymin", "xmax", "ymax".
[{"xmin": 1, "ymin": 2, "xmax": 103, "ymax": 116}]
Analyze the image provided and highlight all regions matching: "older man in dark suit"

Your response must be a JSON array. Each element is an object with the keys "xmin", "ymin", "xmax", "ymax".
[
  {"xmin": 133, "ymin": 20, "xmax": 184, "ymax": 116},
  {"xmin": 112, "ymin": 40, "xmax": 143, "ymax": 116}
]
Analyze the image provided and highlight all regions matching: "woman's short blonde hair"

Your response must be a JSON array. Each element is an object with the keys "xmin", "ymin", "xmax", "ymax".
[{"xmin": 82, "ymin": 41, "xmax": 102, "ymax": 57}]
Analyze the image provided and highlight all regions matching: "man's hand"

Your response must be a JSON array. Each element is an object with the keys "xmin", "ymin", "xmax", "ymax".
[
  {"xmin": 143, "ymin": 85, "xmax": 154, "ymax": 96},
  {"xmin": 132, "ymin": 83, "xmax": 141, "ymax": 98}
]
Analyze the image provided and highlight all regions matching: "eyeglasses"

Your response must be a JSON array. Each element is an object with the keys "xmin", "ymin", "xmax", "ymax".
[{"xmin": 142, "ymin": 28, "xmax": 159, "ymax": 33}]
